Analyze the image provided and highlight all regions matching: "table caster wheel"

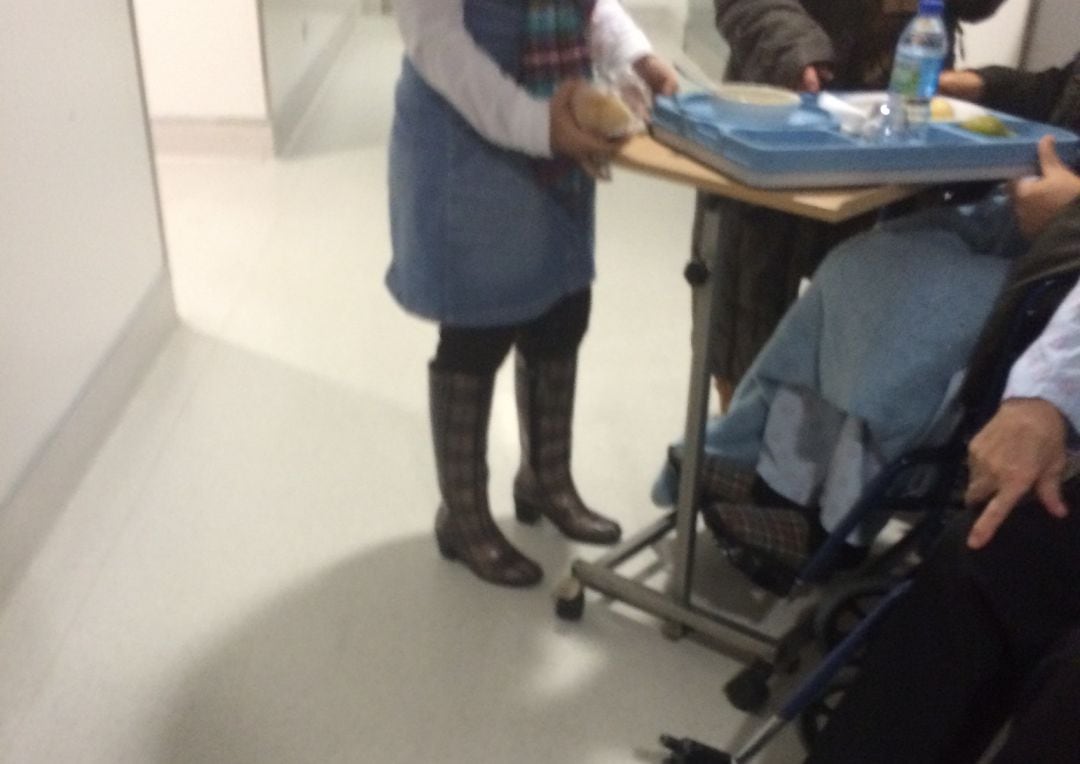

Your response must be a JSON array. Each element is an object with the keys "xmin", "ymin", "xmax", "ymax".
[
  {"xmin": 724, "ymin": 659, "xmax": 772, "ymax": 713},
  {"xmin": 661, "ymin": 619, "xmax": 687, "ymax": 640},
  {"xmin": 776, "ymin": 653, "xmax": 801, "ymax": 675},
  {"xmin": 555, "ymin": 576, "xmax": 584, "ymax": 621},
  {"xmin": 683, "ymin": 260, "xmax": 710, "ymax": 286}
]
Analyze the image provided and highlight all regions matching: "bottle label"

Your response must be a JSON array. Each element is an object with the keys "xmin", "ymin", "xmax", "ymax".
[{"xmin": 890, "ymin": 51, "xmax": 943, "ymax": 100}]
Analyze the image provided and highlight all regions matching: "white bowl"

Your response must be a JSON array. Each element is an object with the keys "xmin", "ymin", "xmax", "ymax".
[{"xmin": 711, "ymin": 83, "xmax": 802, "ymax": 125}]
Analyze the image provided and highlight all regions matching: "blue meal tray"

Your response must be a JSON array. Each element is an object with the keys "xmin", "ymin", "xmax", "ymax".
[{"xmin": 651, "ymin": 92, "xmax": 1080, "ymax": 189}]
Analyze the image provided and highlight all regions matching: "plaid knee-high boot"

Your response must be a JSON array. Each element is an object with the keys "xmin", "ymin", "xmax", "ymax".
[
  {"xmin": 513, "ymin": 353, "xmax": 621, "ymax": 544},
  {"xmin": 430, "ymin": 364, "xmax": 542, "ymax": 587}
]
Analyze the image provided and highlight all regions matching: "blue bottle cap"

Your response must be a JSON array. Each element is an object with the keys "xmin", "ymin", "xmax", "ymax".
[{"xmin": 919, "ymin": 0, "xmax": 945, "ymax": 14}]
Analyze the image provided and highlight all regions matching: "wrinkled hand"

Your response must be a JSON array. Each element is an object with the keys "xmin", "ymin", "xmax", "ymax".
[
  {"xmin": 965, "ymin": 398, "xmax": 1069, "ymax": 549},
  {"xmin": 937, "ymin": 69, "xmax": 985, "ymax": 102},
  {"xmin": 1010, "ymin": 136, "xmax": 1080, "ymax": 239},
  {"xmin": 550, "ymin": 78, "xmax": 624, "ymax": 175},
  {"xmin": 797, "ymin": 63, "xmax": 834, "ymax": 93},
  {"xmin": 633, "ymin": 54, "xmax": 679, "ymax": 96}
]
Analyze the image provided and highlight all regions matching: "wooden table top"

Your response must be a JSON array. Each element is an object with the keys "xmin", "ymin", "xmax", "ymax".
[{"xmin": 614, "ymin": 134, "xmax": 924, "ymax": 224}]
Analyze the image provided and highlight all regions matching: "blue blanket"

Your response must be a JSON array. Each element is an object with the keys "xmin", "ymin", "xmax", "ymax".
[{"xmin": 655, "ymin": 195, "xmax": 1025, "ymax": 505}]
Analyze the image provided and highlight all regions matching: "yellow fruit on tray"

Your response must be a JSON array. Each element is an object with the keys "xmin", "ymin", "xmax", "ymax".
[
  {"xmin": 930, "ymin": 96, "xmax": 955, "ymax": 121},
  {"xmin": 959, "ymin": 115, "xmax": 1014, "ymax": 137}
]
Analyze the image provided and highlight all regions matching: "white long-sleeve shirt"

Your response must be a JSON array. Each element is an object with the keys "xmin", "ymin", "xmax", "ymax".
[
  {"xmin": 1004, "ymin": 278, "xmax": 1080, "ymax": 433},
  {"xmin": 394, "ymin": 0, "xmax": 652, "ymax": 157}
]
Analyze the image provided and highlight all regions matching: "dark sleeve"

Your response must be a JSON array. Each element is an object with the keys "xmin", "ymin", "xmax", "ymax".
[
  {"xmin": 1028, "ymin": 198, "xmax": 1080, "ymax": 274},
  {"xmin": 714, "ymin": 0, "xmax": 834, "ymax": 87},
  {"xmin": 974, "ymin": 64, "xmax": 1072, "ymax": 122},
  {"xmin": 959, "ymin": 200, "xmax": 1080, "ymax": 411}
]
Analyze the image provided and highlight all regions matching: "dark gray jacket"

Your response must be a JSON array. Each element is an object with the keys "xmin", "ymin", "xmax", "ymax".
[
  {"xmin": 716, "ymin": 0, "xmax": 917, "ymax": 89},
  {"xmin": 702, "ymin": 0, "xmax": 1009, "ymax": 383},
  {"xmin": 714, "ymin": 0, "xmax": 1006, "ymax": 89}
]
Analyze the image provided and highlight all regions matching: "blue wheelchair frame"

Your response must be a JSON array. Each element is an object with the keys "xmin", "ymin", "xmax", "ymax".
[{"xmin": 662, "ymin": 268, "xmax": 1080, "ymax": 763}]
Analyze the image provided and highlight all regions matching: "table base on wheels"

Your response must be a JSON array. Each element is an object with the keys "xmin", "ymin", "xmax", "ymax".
[{"xmin": 553, "ymin": 134, "xmax": 923, "ymax": 710}]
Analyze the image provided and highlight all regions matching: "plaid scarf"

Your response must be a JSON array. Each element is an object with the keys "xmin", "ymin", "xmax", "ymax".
[{"xmin": 521, "ymin": 0, "xmax": 597, "ymax": 204}]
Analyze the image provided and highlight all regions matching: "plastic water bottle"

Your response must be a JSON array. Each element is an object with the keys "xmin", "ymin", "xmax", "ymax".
[{"xmin": 887, "ymin": 0, "xmax": 948, "ymax": 140}]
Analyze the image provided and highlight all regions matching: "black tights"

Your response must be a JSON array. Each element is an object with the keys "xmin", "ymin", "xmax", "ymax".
[{"xmin": 432, "ymin": 289, "xmax": 591, "ymax": 376}]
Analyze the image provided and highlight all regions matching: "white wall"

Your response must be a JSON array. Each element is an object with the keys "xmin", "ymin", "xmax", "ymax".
[
  {"xmin": 683, "ymin": 0, "xmax": 730, "ymax": 83},
  {"xmin": 261, "ymin": 0, "xmax": 360, "ymax": 150},
  {"xmin": 1022, "ymin": 0, "xmax": 1076, "ymax": 71},
  {"xmin": 0, "ymin": 0, "xmax": 170, "ymax": 501},
  {"xmin": 263, "ymin": 0, "xmax": 357, "ymax": 108},
  {"xmin": 956, "ymin": 0, "xmax": 1032, "ymax": 69},
  {"xmin": 133, "ymin": 0, "xmax": 268, "ymax": 120}
]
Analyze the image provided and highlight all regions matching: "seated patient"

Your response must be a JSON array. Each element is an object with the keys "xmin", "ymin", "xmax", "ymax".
[
  {"xmin": 653, "ymin": 53, "xmax": 1080, "ymax": 578},
  {"xmin": 807, "ymin": 190, "xmax": 1080, "ymax": 762}
]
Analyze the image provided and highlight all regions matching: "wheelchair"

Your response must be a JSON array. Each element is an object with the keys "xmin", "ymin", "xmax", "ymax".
[{"xmin": 660, "ymin": 266, "xmax": 1080, "ymax": 763}]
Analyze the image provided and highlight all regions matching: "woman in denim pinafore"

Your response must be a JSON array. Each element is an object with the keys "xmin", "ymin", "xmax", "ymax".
[{"xmin": 386, "ymin": 0, "xmax": 676, "ymax": 587}]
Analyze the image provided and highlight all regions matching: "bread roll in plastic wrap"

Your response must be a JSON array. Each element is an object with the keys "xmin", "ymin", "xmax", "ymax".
[{"xmin": 571, "ymin": 86, "xmax": 636, "ymax": 138}]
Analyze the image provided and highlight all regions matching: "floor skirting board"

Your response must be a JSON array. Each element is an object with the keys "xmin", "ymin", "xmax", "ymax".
[
  {"xmin": 150, "ymin": 118, "xmax": 275, "ymax": 158},
  {"xmin": 274, "ymin": 8, "xmax": 361, "ymax": 156},
  {"xmin": 0, "ymin": 274, "xmax": 177, "ymax": 606}
]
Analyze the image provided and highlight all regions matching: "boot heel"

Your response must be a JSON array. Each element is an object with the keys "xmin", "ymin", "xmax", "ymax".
[
  {"xmin": 435, "ymin": 531, "xmax": 458, "ymax": 561},
  {"xmin": 515, "ymin": 498, "xmax": 542, "ymax": 525}
]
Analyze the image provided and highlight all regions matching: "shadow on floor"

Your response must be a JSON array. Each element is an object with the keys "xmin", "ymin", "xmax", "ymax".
[{"xmin": 157, "ymin": 520, "xmax": 811, "ymax": 763}]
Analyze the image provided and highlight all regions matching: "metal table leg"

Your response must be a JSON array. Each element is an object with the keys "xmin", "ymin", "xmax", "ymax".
[{"xmin": 561, "ymin": 197, "xmax": 776, "ymax": 648}]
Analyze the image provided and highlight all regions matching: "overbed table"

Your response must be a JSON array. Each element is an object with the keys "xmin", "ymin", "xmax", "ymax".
[{"xmin": 556, "ymin": 133, "xmax": 924, "ymax": 665}]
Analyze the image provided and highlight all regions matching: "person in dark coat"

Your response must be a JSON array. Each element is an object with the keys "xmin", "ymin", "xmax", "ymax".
[
  {"xmin": 700, "ymin": 0, "xmax": 1007, "ymax": 407},
  {"xmin": 658, "ymin": 54, "xmax": 1080, "ymax": 585}
]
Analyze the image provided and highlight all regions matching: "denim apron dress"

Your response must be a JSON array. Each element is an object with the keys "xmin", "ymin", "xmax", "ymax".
[{"xmin": 386, "ymin": 0, "xmax": 596, "ymax": 328}]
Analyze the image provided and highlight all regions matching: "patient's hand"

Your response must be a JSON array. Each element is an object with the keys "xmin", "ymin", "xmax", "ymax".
[
  {"xmin": 1011, "ymin": 136, "xmax": 1080, "ymax": 239},
  {"xmin": 965, "ymin": 398, "xmax": 1069, "ymax": 549},
  {"xmin": 937, "ymin": 69, "xmax": 985, "ymax": 102}
]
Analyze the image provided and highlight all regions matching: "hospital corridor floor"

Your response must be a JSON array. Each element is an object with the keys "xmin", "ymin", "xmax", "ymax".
[{"xmin": 0, "ymin": 11, "xmax": 806, "ymax": 764}]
